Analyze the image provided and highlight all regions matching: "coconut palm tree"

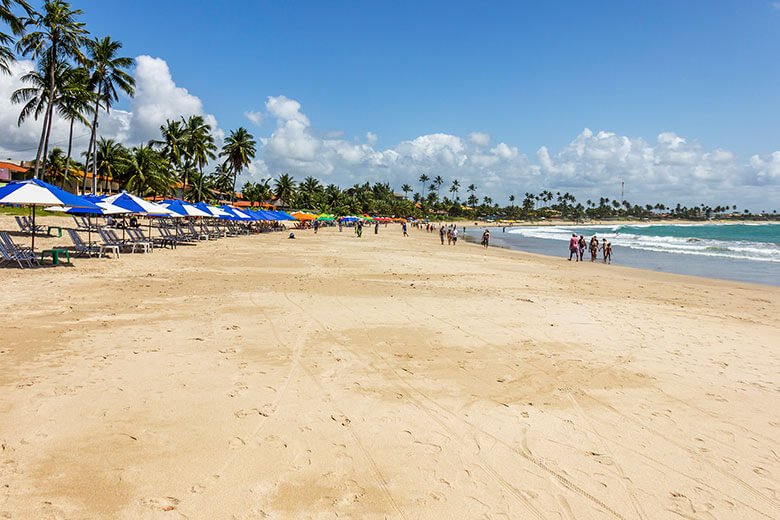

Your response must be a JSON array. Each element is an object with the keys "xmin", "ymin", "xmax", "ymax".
[
  {"xmin": 44, "ymin": 146, "xmax": 65, "ymax": 185},
  {"xmin": 152, "ymin": 119, "xmax": 187, "ymax": 180},
  {"xmin": 401, "ymin": 183, "xmax": 412, "ymax": 200},
  {"xmin": 57, "ymin": 65, "xmax": 92, "ymax": 187},
  {"xmin": 433, "ymin": 175, "xmax": 443, "ymax": 199},
  {"xmin": 418, "ymin": 173, "xmax": 429, "ymax": 198},
  {"xmin": 273, "ymin": 173, "xmax": 296, "ymax": 209},
  {"xmin": 298, "ymin": 176, "xmax": 322, "ymax": 209},
  {"xmin": 508, "ymin": 194, "xmax": 515, "ymax": 207},
  {"xmin": 220, "ymin": 127, "xmax": 256, "ymax": 203},
  {"xmin": 82, "ymin": 36, "xmax": 135, "ymax": 193},
  {"xmin": 449, "ymin": 179, "xmax": 460, "ymax": 201},
  {"xmin": 16, "ymin": 0, "xmax": 87, "ymax": 178},
  {"xmin": 183, "ymin": 115, "xmax": 216, "ymax": 198},
  {"xmin": 95, "ymin": 138, "xmax": 127, "ymax": 193},
  {"xmin": 11, "ymin": 56, "xmax": 56, "ymax": 126},
  {"xmin": 207, "ymin": 163, "xmax": 233, "ymax": 197},
  {"xmin": 124, "ymin": 145, "xmax": 171, "ymax": 197},
  {"xmin": 0, "ymin": 0, "xmax": 31, "ymax": 75}
]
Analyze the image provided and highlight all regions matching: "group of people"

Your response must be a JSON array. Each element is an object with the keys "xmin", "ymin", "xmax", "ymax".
[
  {"xmin": 438, "ymin": 224, "xmax": 460, "ymax": 245},
  {"xmin": 569, "ymin": 233, "xmax": 612, "ymax": 263}
]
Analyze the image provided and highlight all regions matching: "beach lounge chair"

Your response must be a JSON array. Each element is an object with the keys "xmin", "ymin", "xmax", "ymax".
[
  {"xmin": 0, "ymin": 231, "xmax": 38, "ymax": 268},
  {"xmin": 15, "ymin": 216, "xmax": 44, "ymax": 234},
  {"xmin": 158, "ymin": 226, "xmax": 185, "ymax": 247},
  {"xmin": 67, "ymin": 229, "xmax": 102, "ymax": 257},
  {"xmin": 97, "ymin": 229, "xmax": 122, "ymax": 258},
  {"xmin": 187, "ymin": 223, "xmax": 209, "ymax": 240},
  {"xmin": 127, "ymin": 228, "xmax": 153, "ymax": 253}
]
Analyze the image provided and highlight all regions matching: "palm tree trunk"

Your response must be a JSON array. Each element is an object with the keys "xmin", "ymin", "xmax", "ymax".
[
  {"xmin": 42, "ymin": 96, "xmax": 55, "ymax": 175},
  {"xmin": 231, "ymin": 168, "xmax": 237, "ymax": 204},
  {"xmin": 32, "ymin": 107, "xmax": 49, "ymax": 180},
  {"xmin": 40, "ymin": 45, "xmax": 58, "ymax": 178},
  {"xmin": 63, "ymin": 118, "xmax": 74, "ymax": 190},
  {"xmin": 83, "ymin": 93, "xmax": 100, "ymax": 194}
]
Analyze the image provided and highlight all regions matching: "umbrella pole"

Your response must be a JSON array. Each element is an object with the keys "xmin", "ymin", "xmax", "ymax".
[
  {"xmin": 31, "ymin": 205, "xmax": 36, "ymax": 254},
  {"xmin": 88, "ymin": 214, "xmax": 92, "ymax": 257}
]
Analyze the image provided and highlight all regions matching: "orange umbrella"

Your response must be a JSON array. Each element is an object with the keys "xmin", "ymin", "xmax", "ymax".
[{"xmin": 291, "ymin": 211, "xmax": 317, "ymax": 221}]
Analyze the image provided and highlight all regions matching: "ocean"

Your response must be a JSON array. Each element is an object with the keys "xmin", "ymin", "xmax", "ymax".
[{"xmin": 473, "ymin": 223, "xmax": 780, "ymax": 286}]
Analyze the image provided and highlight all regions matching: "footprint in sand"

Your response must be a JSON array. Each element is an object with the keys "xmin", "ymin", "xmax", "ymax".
[
  {"xmin": 139, "ymin": 496, "xmax": 180, "ymax": 512},
  {"xmin": 331, "ymin": 414, "xmax": 351, "ymax": 426},
  {"xmin": 229, "ymin": 437, "xmax": 246, "ymax": 449}
]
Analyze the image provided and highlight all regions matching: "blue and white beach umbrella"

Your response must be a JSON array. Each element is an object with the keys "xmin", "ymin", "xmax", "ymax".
[
  {"xmin": 0, "ymin": 178, "xmax": 100, "ymax": 251},
  {"xmin": 103, "ymin": 191, "xmax": 176, "ymax": 216},
  {"xmin": 192, "ymin": 202, "xmax": 231, "ymax": 218},
  {"xmin": 160, "ymin": 199, "xmax": 211, "ymax": 218}
]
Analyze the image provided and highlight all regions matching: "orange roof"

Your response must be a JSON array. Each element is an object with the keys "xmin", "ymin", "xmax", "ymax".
[{"xmin": 0, "ymin": 161, "xmax": 29, "ymax": 173}]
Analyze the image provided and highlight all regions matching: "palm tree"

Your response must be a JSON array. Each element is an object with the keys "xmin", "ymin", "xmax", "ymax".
[
  {"xmin": 152, "ymin": 119, "xmax": 187, "ymax": 182},
  {"xmin": 433, "ymin": 175, "xmax": 443, "ymax": 199},
  {"xmin": 44, "ymin": 146, "xmax": 65, "ymax": 185},
  {"xmin": 0, "ymin": 0, "xmax": 30, "ymax": 75},
  {"xmin": 418, "ymin": 173, "xmax": 429, "ymax": 198},
  {"xmin": 16, "ymin": 0, "xmax": 87, "ymax": 178},
  {"xmin": 273, "ymin": 173, "xmax": 296, "ymax": 209},
  {"xmin": 124, "ymin": 144, "xmax": 170, "ymax": 196},
  {"xmin": 56, "ymin": 65, "xmax": 92, "ymax": 187},
  {"xmin": 11, "ymin": 56, "xmax": 55, "ymax": 126},
  {"xmin": 208, "ymin": 163, "xmax": 233, "ymax": 196},
  {"xmin": 95, "ymin": 138, "xmax": 127, "ymax": 193},
  {"xmin": 82, "ymin": 36, "xmax": 135, "ymax": 193},
  {"xmin": 508, "ymin": 194, "xmax": 515, "ymax": 207},
  {"xmin": 298, "ymin": 176, "xmax": 322, "ymax": 209},
  {"xmin": 449, "ymin": 179, "xmax": 460, "ymax": 201},
  {"xmin": 183, "ymin": 115, "xmax": 216, "ymax": 199},
  {"xmin": 220, "ymin": 127, "xmax": 256, "ymax": 203},
  {"xmin": 401, "ymin": 183, "xmax": 412, "ymax": 200}
]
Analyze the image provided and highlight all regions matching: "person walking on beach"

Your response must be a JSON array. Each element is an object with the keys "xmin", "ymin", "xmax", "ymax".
[
  {"xmin": 357, "ymin": 220, "xmax": 363, "ymax": 238},
  {"xmin": 313, "ymin": 220, "xmax": 319, "ymax": 234},
  {"xmin": 375, "ymin": 221, "xmax": 379, "ymax": 235},
  {"xmin": 569, "ymin": 233, "xmax": 579, "ymax": 261},
  {"xmin": 451, "ymin": 227, "xmax": 458, "ymax": 245},
  {"xmin": 446, "ymin": 228, "xmax": 452, "ymax": 245},
  {"xmin": 481, "ymin": 228, "xmax": 490, "ymax": 248},
  {"xmin": 604, "ymin": 241, "xmax": 613, "ymax": 264},
  {"xmin": 439, "ymin": 226, "xmax": 445, "ymax": 245},
  {"xmin": 338, "ymin": 220, "xmax": 343, "ymax": 232},
  {"xmin": 589, "ymin": 236, "xmax": 599, "ymax": 262},
  {"xmin": 402, "ymin": 221, "xmax": 408, "ymax": 237},
  {"xmin": 578, "ymin": 235, "xmax": 586, "ymax": 261},
  {"xmin": 601, "ymin": 238, "xmax": 608, "ymax": 262}
]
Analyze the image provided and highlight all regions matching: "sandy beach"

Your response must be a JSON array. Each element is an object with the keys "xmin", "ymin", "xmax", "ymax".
[{"xmin": 1, "ymin": 215, "xmax": 778, "ymax": 519}]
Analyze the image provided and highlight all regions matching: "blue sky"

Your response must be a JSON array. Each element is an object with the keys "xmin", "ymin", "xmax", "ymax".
[
  {"xmin": 2, "ymin": 1, "xmax": 779, "ymax": 208},
  {"xmin": 77, "ymin": 0, "xmax": 779, "ymax": 155}
]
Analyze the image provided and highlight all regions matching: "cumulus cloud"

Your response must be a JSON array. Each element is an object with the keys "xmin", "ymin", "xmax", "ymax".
[
  {"xmin": 244, "ymin": 110, "xmax": 263, "ymax": 125},
  {"xmin": 254, "ymin": 98, "xmax": 779, "ymax": 208},
  {"xmin": 0, "ymin": 56, "xmax": 222, "ymax": 161},
  {"xmin": 469, "ymin": 132, "xmax": 491, "ymax": 147},
  {"xmin": 130, "ymin": 55, "xmax": 222, "ymax": 144}
]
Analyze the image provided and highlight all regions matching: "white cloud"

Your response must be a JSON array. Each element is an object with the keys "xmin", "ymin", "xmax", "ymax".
[
  {"xmin": 0, "ymin": 56, "xmax": 223, "ymax": 163},
  {"xmin": 244, "ymin": 110, "xmax": 263, "ymax": 125},
  {"xmin": 130, "ymin": 55, "xmax": 222, "ymax": 144},
  {"xmin": 469, "ymin": 132, "xmax": 491, "ymax": 147},
  {"xmin": 366, "ymin": 131, "xmax": 377, "ymax": 145}
]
